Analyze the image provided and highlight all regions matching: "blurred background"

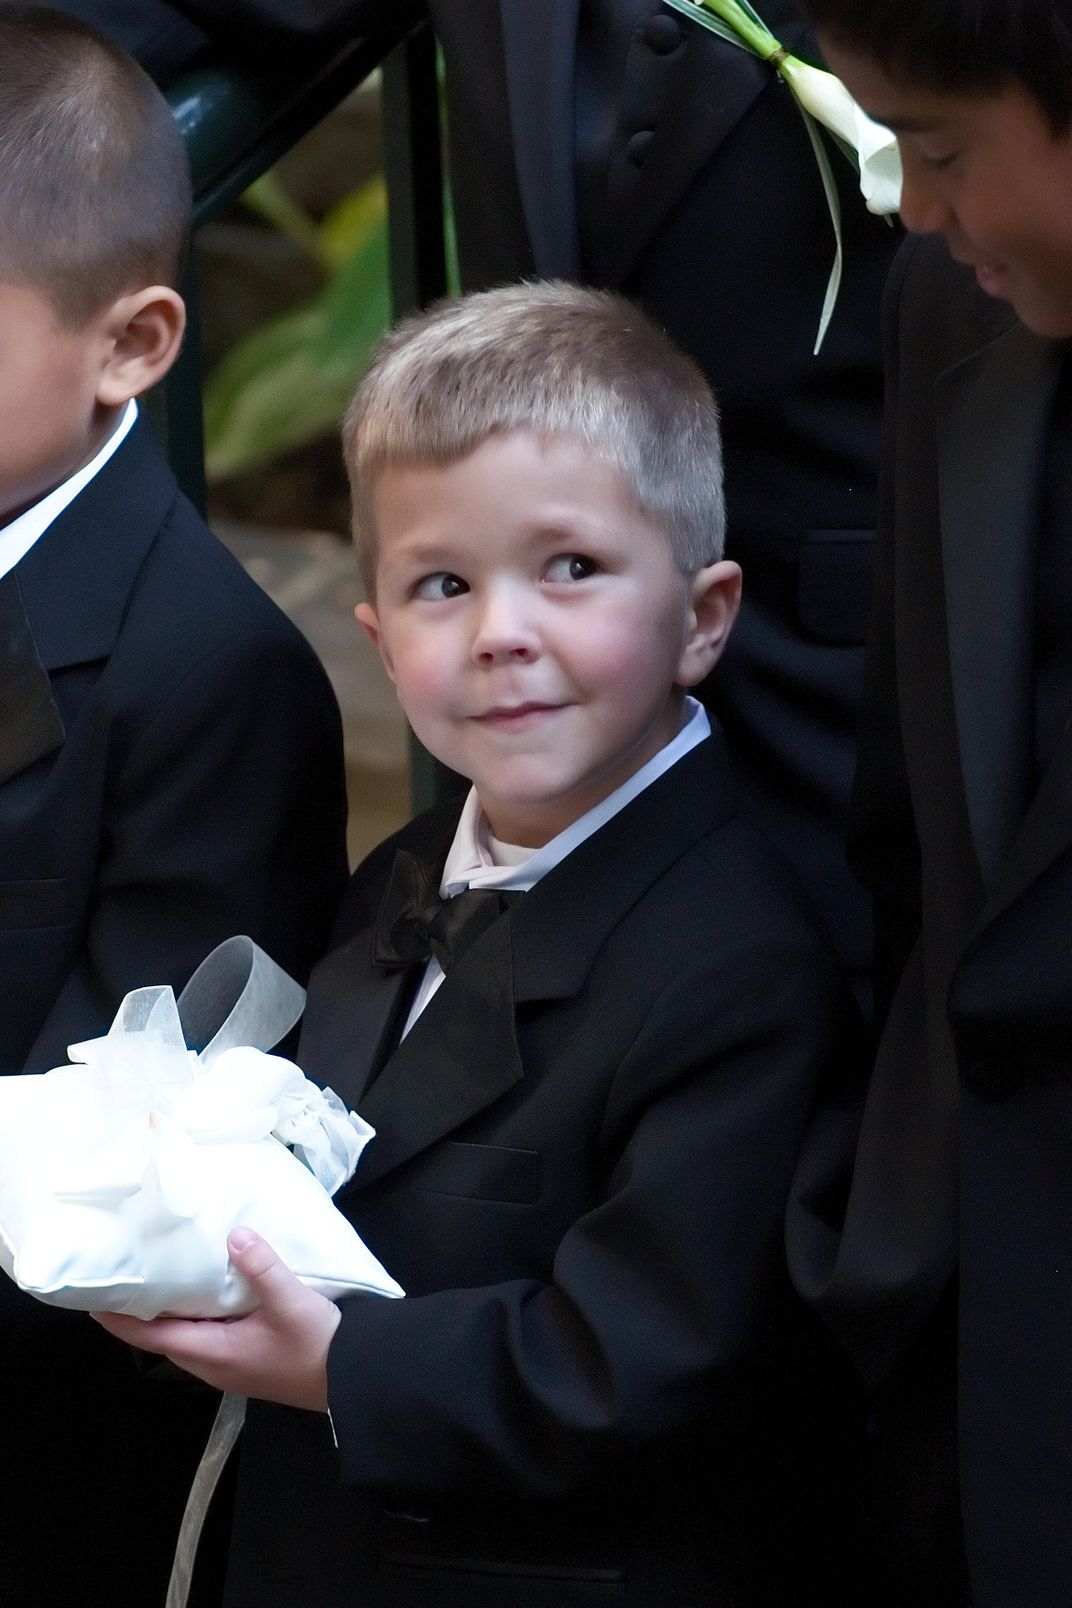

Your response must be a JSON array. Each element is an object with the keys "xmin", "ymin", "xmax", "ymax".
[{"xmin": 197, "ymin": 72, "xmax": 426, "ymax": 862}]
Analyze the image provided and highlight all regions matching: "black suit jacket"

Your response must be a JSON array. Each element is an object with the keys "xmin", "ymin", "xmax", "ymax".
[
  {"xmin": 789, "ymin": 234, "xmax": 1072, "ymax": 1608},
  {"xmin": 223, "ymin": 736, "xmax": 855, "ymax": 1608},
  {"xmin": 67, "ymin": 0, "xmax": 900, "ymax": 977},
  {"xmin": 0, "ymin": 414, "xmax": 348, "ymax": 1607}
]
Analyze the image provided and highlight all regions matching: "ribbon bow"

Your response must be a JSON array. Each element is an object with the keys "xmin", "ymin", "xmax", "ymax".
[{"xmin": 372, "ymin": 848, "xmax": 519, "ymax": 974}]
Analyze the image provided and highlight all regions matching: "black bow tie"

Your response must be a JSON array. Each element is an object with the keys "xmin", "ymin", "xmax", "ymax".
[{"xmin": 371, "ymin": 848, "xmax": 519, "ymax": 974}]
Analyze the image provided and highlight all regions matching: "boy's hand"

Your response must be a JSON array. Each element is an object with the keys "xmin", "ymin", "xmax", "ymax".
[{"xmin": 91, "ymin": 1227, "xmax": 341, "ymax": 1412}]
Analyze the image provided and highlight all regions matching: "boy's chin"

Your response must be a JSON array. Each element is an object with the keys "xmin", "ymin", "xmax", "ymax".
[{"xmin": 1006, "ymin": 286, "xmax": 1072, "ymax": 340}]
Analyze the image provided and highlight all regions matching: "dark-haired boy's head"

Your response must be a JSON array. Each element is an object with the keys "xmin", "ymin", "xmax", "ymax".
[
  {"xmin": 803, "ymin": 1, "xmax": 1072, "ymax": 133},
  {"xmin": 0, "ymin": 6, "xmax": 190, "ymax": 524},
  {"xmin": 802, "ymin": 0, "xmax": 1072, "ymax": 340},
  {"xmin": 0, "ymin": 2, "xmax": 191, "ymax": 326}
]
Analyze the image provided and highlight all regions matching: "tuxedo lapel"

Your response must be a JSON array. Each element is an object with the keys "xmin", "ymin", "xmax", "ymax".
[
  {"xmin": 977, "ymin": 723, "xmax": 1072, "ymax": 933},
  {"xmin": 934, "ymin": 322, "xmax": 1060, "ymax": 882},
  {"xmin": 500, "ymin": 0, "xmax": 583, "ymax": 278},
  {"xmin": 597, "ymin": 3, "xmax": 809, "ymax": 286},
  {"xmin": 298, "ymin": 932, "xmax": 415, "ymax": 1114},
  {"xmin": 13, "ymin": 415, "xmax": 175, "ymax": 673},
  {"xmin": 344, "ymin": 736, "xmax": 737, "ymax": 1190},
  {"xmin": 0, "ymin": 575, "xmax": 64, "ymax": 787},
  {"xmin": 353, "ymin": 916, "xmax": 524, "ymax": 1188}
]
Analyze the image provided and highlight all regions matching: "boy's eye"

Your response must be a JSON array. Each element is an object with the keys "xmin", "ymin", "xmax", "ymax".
[
  {"xmin": 915, "ymin": 144, "xmax": 959, "ymax": 172},
  {"xmin": 544, "ymin": 554, "xmax": 597, "ymax": 583},
  {"xmin": 414, "ymin": 572, "xmax": 468, "ymax": 600}
]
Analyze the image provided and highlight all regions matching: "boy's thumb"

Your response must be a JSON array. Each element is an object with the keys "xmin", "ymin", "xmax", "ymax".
[{"xmin": 228, "ymin": 1226, "xmax": 280, "ymax": 1284}]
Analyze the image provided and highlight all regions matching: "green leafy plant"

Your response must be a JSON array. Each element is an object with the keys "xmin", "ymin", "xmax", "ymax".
[{"xmin": 203, "ymin": 171, "xmax": 392, "ymax": 481}]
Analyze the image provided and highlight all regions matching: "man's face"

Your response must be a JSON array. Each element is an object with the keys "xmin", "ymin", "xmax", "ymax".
[
  {"xmin": 357, "ymin": 429, "xmax": 737, "ymax": 848},
  {"xmin": 822, "ymin": 40, "xmax": 1072, "ymax": 338},
  {"xmin": 0, "ymin": 279, "xmax": 114, "ymax": 525}
]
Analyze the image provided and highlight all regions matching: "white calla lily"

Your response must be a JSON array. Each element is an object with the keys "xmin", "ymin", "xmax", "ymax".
[
  {"xmin": 777, "ymin": 57, "xmax": 902, "ymax": 215},
  {"xmin": 661, "ymin": 0, "xmax": 903, "ymax": 347}
]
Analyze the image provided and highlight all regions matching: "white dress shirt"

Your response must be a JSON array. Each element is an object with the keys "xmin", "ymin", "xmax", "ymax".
[
  {"xmin": 400, "ymin": 696, "xmax": 711, "ymax": 1035},
  {"xmin": 0, "ymin": 400, "xmax": 137, "ymax": 581}
]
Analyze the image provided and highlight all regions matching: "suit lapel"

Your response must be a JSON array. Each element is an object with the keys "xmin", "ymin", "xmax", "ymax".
[
  {"xmin": 297, "ymin": 932, "xmax": 414, "ymax": 1115},
  {"xmin": 597, "ymin": 3, "xmax": 810, "ymax": 286},
  {"xmin": 500, "ymin": 0, "xmax": 583, "ymax": 278},
  {"xmin": 935, "ymin": 322, "xmax": 1060, "ymax": 883},
  {"xmin": 354, "ymin": 916, "xmax": 524, "ymax": 1187},
  {"xmin": 0, "ymin": 575, "xmax": 64, "ymax": 786},
  {"xmin": 343, "ymin": 736, "xmax": 737, "ymax": 1190}
]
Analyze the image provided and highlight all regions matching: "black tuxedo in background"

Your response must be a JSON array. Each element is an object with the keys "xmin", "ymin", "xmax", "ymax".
[
  {"xmin": 64, "ymin": 0, "xmax": 901, "ymax": 979},
  {"xmin": 0, "ymin": 414, "xmax": 348, "ymax": 1607},
  {"xmin": 222, "ymin": 736, "xmax": 856, "ymax": 1607},
  {"xmin": 789, "ymin": 232, "xmax": 1072, "ymax": 1608}
]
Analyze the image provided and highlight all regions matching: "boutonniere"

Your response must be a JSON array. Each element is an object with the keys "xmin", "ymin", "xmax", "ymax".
[{"xmin": 662, "ymin": 0, "xmax": 902, "ymax": 351}]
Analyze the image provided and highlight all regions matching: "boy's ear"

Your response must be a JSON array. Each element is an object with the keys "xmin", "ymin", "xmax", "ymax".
[
  {"xmin": 354, "ymin": 601, "xmax": 396, "ymax": 683},
  {"xmin": 676, "ymin": 559, "xmax": 742, "ymax": 687},
  {"xmin": 94, "ymin": 286, "xmax": 186, "ymax": 407}
]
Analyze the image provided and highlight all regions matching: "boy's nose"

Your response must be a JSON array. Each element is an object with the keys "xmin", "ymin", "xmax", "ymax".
[
  {"xmin": 470, "ymin": 588, "xmax": 540, "ymax": 664},
  {"xmin": 897, "ymin": 150, "xmax": 954, "ymax": 237}
]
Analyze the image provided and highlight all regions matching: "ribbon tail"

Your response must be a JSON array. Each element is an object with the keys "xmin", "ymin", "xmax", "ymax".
[
  {"xmin": 178, "ymin": 937, "xmax": 306, "ymax": 1063},
  {"xmin": 166, "ymin": 1392, "xmax": 247, "ymax": 1608}
]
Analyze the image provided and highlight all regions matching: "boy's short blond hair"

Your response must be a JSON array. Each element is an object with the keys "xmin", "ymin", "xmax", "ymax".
[
  {"xmin": 343, "ymin": 282, "xmax": 726, "ymax": 592},
  {"xmin": 0, "ymin": 4, "xmax": 190, "ymax": 327}
]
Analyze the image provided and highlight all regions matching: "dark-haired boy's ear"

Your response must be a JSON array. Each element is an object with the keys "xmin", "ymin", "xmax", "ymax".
[
  {"xmin": 676, "ymin": 559, "xmax": 742, "ymax": 687},
  {"xmin": 95, "ymin": 286, "xmax": 186, "ymax": 407}
]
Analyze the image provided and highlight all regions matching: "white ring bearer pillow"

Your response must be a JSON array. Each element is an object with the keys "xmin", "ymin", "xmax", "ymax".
[{"xmin": 0, "ymin": 936, "xmax": 403, "ymax": 1317}]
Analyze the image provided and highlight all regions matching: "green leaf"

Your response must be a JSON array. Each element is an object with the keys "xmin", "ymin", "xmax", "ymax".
[{"xmin": 204, "ymin": 181, "xmax": 392, "ymax": 480}]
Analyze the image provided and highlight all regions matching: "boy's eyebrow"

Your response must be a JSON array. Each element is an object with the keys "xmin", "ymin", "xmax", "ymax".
[{"xmin": 879, "ymin": 115, "xmax": 950, "ymax": 135}]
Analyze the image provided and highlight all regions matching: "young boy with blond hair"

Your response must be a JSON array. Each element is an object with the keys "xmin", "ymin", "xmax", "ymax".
[
  {"xmin": 0, "ymin": 7, "xmax": 346, "ymax": 1604},
  {"xmin": 105, "ymin": 283, "xmax": 853, "ymax": 1608}
]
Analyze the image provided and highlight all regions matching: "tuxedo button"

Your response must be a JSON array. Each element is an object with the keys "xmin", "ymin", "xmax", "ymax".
[
  {"xmin": 642, "ymin": 15, "xmax": 683, "ymax": 54},
  {"xmin": 964, "ymin": 1055, "xmax": 1025, "ymax": 1100},
  {"xmin": 627, "ymin": 128, "xmax": 656, "ymax": 165}
]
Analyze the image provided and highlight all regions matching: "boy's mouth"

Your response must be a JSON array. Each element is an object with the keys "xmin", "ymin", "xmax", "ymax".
[{"xmin": 474, "ymin": 702, "xmax": 562, "ymax": 729}]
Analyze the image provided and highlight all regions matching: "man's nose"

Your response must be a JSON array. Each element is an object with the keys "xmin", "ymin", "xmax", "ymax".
[{"xmin": 470, "ymin": 585, "xmax": 540, "ymax": 663}]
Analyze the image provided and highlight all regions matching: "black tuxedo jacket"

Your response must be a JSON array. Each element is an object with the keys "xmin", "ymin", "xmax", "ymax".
[
  {"xmin": 68, "ymin": 0, "xmax": 901, "ymax": 976},
  {"xmin": 789, "ymin": 234, "xmax": 1072, "ymax": 1608},
  {"xmin": 0, "ymin": 414, "xmax": 348, "ymax": 1607},
  {"xmin": 223, "ymin": 736, "xmax": 855, "ymax": 1608}
]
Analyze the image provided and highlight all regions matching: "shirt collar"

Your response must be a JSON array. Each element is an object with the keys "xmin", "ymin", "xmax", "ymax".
[
  {"xmin": 0, "ymin": 399, "xmax": 138, "ymax": 583},
  {"xmin": 441, "ymin": 695, "xmax": 711, "ymax": 896}
]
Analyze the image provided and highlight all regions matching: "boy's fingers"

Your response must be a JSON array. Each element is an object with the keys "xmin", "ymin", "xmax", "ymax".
[{"xmin": 228, "ymin": 1226, "xmax": 304, "ymax": 1315}]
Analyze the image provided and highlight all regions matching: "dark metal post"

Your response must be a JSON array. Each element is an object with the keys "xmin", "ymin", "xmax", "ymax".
[{"xmin": 381, "ymin": 23, "xmax": 460, "ymax": 815}]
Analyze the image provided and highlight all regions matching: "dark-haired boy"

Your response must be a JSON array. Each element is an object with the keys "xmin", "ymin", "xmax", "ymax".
[
  {"xmin": 102, "ymin": 282, "xmax": 856, "ymax": 1608},
  {"xmin": 0, "ymin": 7, "xmax": 347, "ymax": 1605},
  {"xmin": 786, "ymin": 4, "xmax": 1072, "ymax": 1605}
]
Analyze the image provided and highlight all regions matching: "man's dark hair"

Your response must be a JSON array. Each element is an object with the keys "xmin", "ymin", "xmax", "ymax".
[
  {"xmin": 0, "ymin": 4, "xmax": 191, "ymax": 327},
  {"xmin": 802, "ymin": 0, "xmax": 1072, "ymax": 133}
]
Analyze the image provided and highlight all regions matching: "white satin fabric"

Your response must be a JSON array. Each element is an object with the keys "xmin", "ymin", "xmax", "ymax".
[{"xmin": 0, "ymin": 938, "xmax": 403, "ymax": 1317}]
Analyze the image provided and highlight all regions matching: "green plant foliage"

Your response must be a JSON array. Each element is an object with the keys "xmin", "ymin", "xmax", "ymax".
[{"xmin": 204, "ymin": 175, "xmax": 390, "ymax": 481}]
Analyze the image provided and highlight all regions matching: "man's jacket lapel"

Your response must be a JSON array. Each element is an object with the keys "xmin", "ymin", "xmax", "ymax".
[
  {"xmin": 935, "ymin": 323, "xmax": 1060, "ymax": 883},
  {"xmin": 500, "ymin": 0, "xmax": 583, "ymax": 278},
  {"xmin": 596, "ymin": 1, "xmax": 812, "ymax": 286}
]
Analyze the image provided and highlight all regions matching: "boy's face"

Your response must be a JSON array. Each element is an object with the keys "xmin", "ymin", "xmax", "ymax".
[
  {"xmin": 823, "ymin": 40, "xmax": 1072, "ymax": 338},
  {"xmin": 357, "ymin": 430, "xmax": 738, "ymax": 848},
  {"xmin": 0, "ymin": 280, "xmax": 116, "ymax": 525}
]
